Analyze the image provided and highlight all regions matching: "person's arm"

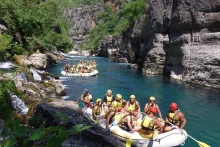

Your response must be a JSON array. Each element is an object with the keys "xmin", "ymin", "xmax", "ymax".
[
  {"xmin": 156, "ymin": 105, "xmax": 163, "ymax": 120},
  {"xmin": 75, "ymin": 95, "xmax": 82, "ymax": 103},
  {"xmin": 81, "ymin": 97, "xmax": 90, "ymax": 104},
  {"xmin": 106, "ymin": 111, "xmax": 115, "ymax": 130},
  {"xmin": 165, "ymin": 112, "xmax": 169, "ymax": 123},
  {"xmin": 154, "ymin": 119, "xmax": 164, "ymax": 133},
  {"xmin": 126, "ymin": 116, "xmax": 134, "ymax": 133},
  {"xmin": 179, "ymin": 112, "xmax": 186, "ymax": 129},
  {"xmin": 93, "ymin": 106, "xmax": 99, "ymax": 118},
  {"xmin": 124, "ymin": 101, "xmax": 129, "ymax": 111},
  {"xmin": 103, "ymin": 96, "xmax": 107, "ymax": 105},
  {"xmin": 136, "ymin": 102, "xmax": 141, "ymax": 112},
  {"xmin": 144, "ymin": 103, "xmax": 150, "ymax": 113}
]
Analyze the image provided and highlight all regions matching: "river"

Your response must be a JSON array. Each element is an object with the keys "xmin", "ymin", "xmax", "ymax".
[{"xmin": 46, "ymin": 55, "xmax": 220, "ymax": 147}]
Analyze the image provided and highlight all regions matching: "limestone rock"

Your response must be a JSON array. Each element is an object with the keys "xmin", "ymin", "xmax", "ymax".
[
  {"xmin": 143, "ymin": 0, "xmax": 220, "ymax": 88},
  {"xmin": 28, "ymin": 53, "xmax": 47, "ymax": 69}
]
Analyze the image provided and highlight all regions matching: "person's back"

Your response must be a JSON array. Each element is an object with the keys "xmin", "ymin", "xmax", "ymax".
[{"xmin": 135, "ymin": 107, "xmax": 163, "ymax": 139}]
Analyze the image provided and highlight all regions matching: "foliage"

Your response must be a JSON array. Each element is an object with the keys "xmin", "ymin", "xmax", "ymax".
[
  {"xmin": 81, "ymin": 0, "xmax": 148, "ymax": 52},
  {"xmin": 0, "ymin": 0, "xmax": 73, "ymax": 60},
  {"xmin": 71, "ymin": 0, "xmax": 104, "ymax": 8},
  {"xmin": 0, "ymin": 34, "xmax": 12, "ymax": 60},
  {"xmin": 0, "ymin": 80, "xmax": 17, "ymax": 119},
  {"xmin": 0, "ymin": 118, "xmax": 90, "ymax": 147}
]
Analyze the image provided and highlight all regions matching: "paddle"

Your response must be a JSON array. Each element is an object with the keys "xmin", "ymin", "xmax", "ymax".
[
  {"xmin": 126, "ymin": 133, "xmax": 133, "ymax": 147},
  {"xmin": 125, "ymin": 134, "xmax": 132, "ymax": 147},
  {"xmin": 167, "ymin": 122, "xmax": 210, "ymax": 147}
]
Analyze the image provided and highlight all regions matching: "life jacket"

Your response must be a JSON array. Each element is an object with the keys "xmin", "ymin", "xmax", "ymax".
[
  {"xmin": 127, "ymin": 101, "xmax": 138, "ymax": 111},
  {"xmin": 83, "ymin": 94, "xmax": 93, "ymax": 106},
  {"xmin": 93, "ymin": 105, "xmax": 102, "ymax": 115},
  {"xmin": 167, "ymin": 110, "xmax": 181, "ymax": 125},
  {"xmin": 146, "ymin": 103, "xmax": 157, "ymax": 114},
  {"xmin": 111, "ymin": 99, "xmax": 123, "ymax": 109},
  {"xmin": 83, "ymin": 95, "xmax": 90, "ymax": 105},
  {"xmin": 141, "ymin": 115, "xmax": 156, "ymax": 131},
  {"xmin": 106, "ymin": 95, "xmax": 113, "ymax": 105},
  {"xmin": 114, "ymin": 113, "xmax": 125, "ymax": 123},
  {"xmin": 120, "ymin": 114, "xmax": 133, "ymax": 125}
]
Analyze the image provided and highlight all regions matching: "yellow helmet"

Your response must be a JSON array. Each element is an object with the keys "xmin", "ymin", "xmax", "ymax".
[
  {"xmin": 107, "ymin": 89, "xmax": 112, "ymax": 93},
  {"xmin": 96, "ymin": 98, "xmax": 102, "ymax": 103},
  {"xmin": 116, "ymin": 94, "xmax": 122, "ymax": 99},
  {"xmin": 130, "ymin": 95, "xmax": 135, "ymax": 99},
  {"xmin": 149, "ymin": 96, "xmax": 155, "ymax": 101}
]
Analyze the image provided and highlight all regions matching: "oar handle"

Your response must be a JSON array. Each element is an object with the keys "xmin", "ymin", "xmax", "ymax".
[{"xmin": 187, "ymin": 134, "xmax": 199, "ymax": 142}]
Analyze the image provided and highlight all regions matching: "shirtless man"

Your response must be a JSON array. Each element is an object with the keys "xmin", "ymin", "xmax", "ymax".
[
  {"xmin": 144, "ymin": 96, "xmax": 163, "ymax": 121},
  {"xmin": 164, "ymin": 103, "xmax": 186, "ymax": 132}
]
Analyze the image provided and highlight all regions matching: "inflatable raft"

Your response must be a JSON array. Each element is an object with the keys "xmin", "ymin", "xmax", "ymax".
[
  {"xmin": 84, "ymin": 108, "xmax": 187, "ymax": 147},
  {"xmin": 61, "ymin": 70, "xmax": 98, "ymax": 77}
]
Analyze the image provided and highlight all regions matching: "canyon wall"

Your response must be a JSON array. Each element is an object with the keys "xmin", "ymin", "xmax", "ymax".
[{"xmin": 143, "ymin": 0, "xmax": 220, "ymax": 89}]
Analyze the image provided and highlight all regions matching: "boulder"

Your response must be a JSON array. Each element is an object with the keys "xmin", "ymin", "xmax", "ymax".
[
  {"xmin": 34, "ymin": 102, "xmax": 125, "ymax": 147},
  {"xmin": 28, "ymin": 53, "xmax": 47, "ymax": 69}
]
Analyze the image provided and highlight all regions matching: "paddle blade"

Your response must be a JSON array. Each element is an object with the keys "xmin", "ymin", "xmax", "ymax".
[
  {"xmin": 198, "ymin": 141, "xmax": 211, "ymax": 147},
  {"xmin": 126, "ymin": 137, "xmax": 132, "ymax": 147}
]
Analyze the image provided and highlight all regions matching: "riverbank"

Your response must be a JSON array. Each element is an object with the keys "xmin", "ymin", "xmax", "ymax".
[{"xmin": 0, "ymin": 53, "xmax": 126, "ymax": 147}]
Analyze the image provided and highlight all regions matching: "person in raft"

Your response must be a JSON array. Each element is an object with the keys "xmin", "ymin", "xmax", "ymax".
[
  {"xmin": 118, "ymin": 107, "xmax": 139, "ymax": 133},
  {"xmin": 110, "ymin": 94, "xmax": 127, "ymax": 113},
  {"xmin": 144, "ymin": 96, "xmax": 163, "ymax": 121},
  {"xmin": 134, "ymin": 107, "xmax": 164, "ymax": 139},
  {"xmin": 64, "ymin": 63, "xmax": 70, "ymax": 72},
  {"xmin": 92, "ymin": 98, "xmax": 103, "ymax": 122},
  {"xmin": 124, "ymin": 94, "xmax": 140, "ymax": 120},
  {"xmin": 74, "ymin": 89, "xmax": 93, "ymax": 113},
  {"xmin": 164, "ymin": 102, "xmax": 186, "ymax": 132},
  {"xmin": 102, "ymin": 89, "xmax": 115, "ymax": 112},
  {"xmin": 105, "ymin": 94, "xmax": 126, "ymax": 130}
]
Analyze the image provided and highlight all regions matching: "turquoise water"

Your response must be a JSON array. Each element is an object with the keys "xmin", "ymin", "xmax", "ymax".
[{"xmin": 46, "ymin": 56, "xmax": 220, "ymax": 147}]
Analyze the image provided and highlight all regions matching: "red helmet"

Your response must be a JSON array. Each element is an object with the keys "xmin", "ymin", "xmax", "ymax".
[
  {"xmin": 170, "ymin": 103, "xmax": 178, "ymax": 110},
  {"xmin": 150, "ymin": 107, "xmax": 157, "ymax": 114}
]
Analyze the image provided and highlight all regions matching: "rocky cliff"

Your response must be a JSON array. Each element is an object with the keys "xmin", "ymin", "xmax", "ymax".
[
  {"xmin": 143, "ymin": 0, "xmax": 220, "ymax": 89},
  {"xmin": 64, "ymin": 5, "xmax": 103, "ymax": 54}
]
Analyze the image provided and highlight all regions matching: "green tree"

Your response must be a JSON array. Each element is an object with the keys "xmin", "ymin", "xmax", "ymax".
[
  {"xmin": 81, "ymin": 0, "xmax": 148, "ymax": 52},
  {"xmin": 0, "ymin": 0, "xmax": 73, "ymax": 59}
]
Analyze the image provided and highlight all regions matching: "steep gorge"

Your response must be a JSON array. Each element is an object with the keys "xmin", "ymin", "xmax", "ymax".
[
  {"xmin": 65, "ymin": 0, "xmax": 220, "ymax": 89},
  {"xmin": 143, "ymin": 0, "xmax": 220, "ymax": 89}
]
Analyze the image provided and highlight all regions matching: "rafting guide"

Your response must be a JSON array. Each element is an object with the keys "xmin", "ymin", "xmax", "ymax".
[{"xmin": 74, "ymin": 89, "xmax": 93, "ymax": 114}]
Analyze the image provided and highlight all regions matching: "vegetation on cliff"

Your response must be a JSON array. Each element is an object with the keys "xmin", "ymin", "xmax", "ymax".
[
  {"xmin": 0, "ymin": 0, "xmax": 74, "ymax": 61},
  {"xmin": 80, "ymin": 0, "xmax": 149, "ymax": 53},
  {"xmin": 0, "ymin": 80, "xmax": 90, "ymax": 146}
]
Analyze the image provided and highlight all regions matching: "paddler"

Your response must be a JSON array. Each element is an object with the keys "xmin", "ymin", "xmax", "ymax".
[
  {"xmin": 103, "ymin": 89, "xmax": 115, "ymax": 112},
  {"xmin": 124, "ymin": 94, "xmax": 140, "ymax": 120},
  {"xmin": 134, "ymin": 107, "xmax": 164, "ymax": 139},
  {"xmin": 92, "ymin": 98, "xmax": 103, "ymax": 122},
  {"xmin": 164, "ymin": 103, "xmax": 186, "ymax": 132},
  {"xmin": 144, "ymin": 96, "xmax": 163, "ymax": 121}
]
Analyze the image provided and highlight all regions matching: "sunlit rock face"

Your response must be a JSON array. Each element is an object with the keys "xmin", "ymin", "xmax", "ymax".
[
  {"xmin": 10, "ymin": 93, "xmax": 29, "ymax": 114},
  {"xmin": 143, "ymin": 0, "xmax": 220, "ymax": 89}
]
